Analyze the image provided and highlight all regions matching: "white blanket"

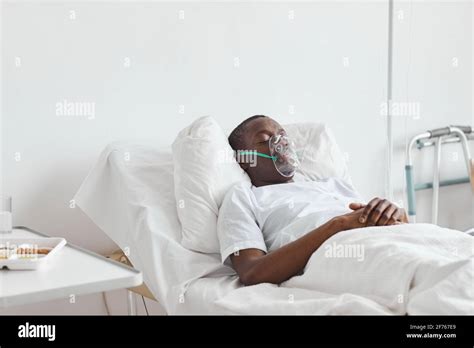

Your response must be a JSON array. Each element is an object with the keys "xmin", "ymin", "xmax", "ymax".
[
  {"xmin": 212, "ymin": 223, "xmax": 473, "ymax": 315},
  {"xmin": 75, "ymin": 143, "xmax": 473, "ymax": 315}
]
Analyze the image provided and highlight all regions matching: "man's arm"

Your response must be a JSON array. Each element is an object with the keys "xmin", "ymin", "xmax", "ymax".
[
  {"xmin": 230, "ymin": 208, "xmax": 364, "ymax": 286},
  {"xmin": 231, "ymin": 199, "xmax": 408, "ymax": 286}
]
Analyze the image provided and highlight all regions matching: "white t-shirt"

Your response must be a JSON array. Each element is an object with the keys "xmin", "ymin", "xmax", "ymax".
[{"xmin": 217, "ymin": 176, "xmax": 362, "ymax": 264}]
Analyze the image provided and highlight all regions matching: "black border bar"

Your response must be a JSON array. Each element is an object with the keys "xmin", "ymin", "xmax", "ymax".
[{"xmin": 0, "ymin": 315, "xmax": 472, "ymax": 345}]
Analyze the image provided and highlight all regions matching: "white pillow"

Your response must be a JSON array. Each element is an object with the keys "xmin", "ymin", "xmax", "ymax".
[
  {"xmin": 172, "ymin": 117, "xmax": 350, "ymax": 254},
  {"xmin": 172, "ymin": 116, "xmax": 250, "ymax": 253},
  {"xmin": 285, "ymin": 123, "xmax": 351, "ymax": 184}
]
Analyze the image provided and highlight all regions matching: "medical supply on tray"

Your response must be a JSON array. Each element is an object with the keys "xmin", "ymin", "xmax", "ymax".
[{"xmin": 0, "ymin": 238, "xmax": 66, "ymax": 270}]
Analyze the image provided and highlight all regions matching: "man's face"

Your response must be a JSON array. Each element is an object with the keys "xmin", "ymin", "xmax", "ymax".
[{"xmin": 238, "ymin": 117, "xmax": 294, "ymax": 186}]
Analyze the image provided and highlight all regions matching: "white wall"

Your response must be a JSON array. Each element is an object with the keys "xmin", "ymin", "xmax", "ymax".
[
  {"xmin": 1, "ymin": 1, "xmax": 472, "ymax": 315},
  {"xmin": 390, "ymin": 0, "xmax": 473, "ymax": 229}
]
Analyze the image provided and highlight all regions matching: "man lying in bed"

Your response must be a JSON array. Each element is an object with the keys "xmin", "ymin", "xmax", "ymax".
[{"xmin": 217, "ymin": 115, "xmax": 408, "ymax": 286}]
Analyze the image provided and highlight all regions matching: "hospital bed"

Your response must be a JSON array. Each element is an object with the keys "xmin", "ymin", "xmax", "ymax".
[{"xmin": 74, "ymin": 121, "xmax": 474, "ymax": 315}]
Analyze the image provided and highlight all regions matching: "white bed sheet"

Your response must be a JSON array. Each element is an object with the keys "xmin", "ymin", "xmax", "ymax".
[{"xmin": 74, "ymin": 142, "xmax": 393, "ymax": 314}]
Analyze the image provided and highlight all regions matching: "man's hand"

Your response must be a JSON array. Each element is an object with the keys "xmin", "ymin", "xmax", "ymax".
[
  {"xmin": 336, "ymin": 207, "xmax": 367, "ymax": 231},
  {"xmin": 349, "ymin": 198, "xmax": 408, "ymax": 226}
]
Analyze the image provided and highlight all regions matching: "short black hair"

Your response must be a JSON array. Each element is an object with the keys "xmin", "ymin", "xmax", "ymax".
[{"xmin": 228, "ymin": 115, "xmax": 266, "ymax": 150}]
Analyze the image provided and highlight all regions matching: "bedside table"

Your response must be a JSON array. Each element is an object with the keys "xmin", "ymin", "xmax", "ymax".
[{"xmin": 0, "ymin": 226, "xmax": 143, "ymax": 314}]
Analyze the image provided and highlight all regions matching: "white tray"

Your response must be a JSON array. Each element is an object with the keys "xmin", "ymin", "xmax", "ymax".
[{"xmin": 0, "ymin": 237, "xmax": 67, "ymax": 270}]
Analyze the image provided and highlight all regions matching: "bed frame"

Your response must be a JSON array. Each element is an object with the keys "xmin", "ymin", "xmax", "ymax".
[{"xmin": 106, "ymin": 249, "xmax": 158, "ymax": 315}]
